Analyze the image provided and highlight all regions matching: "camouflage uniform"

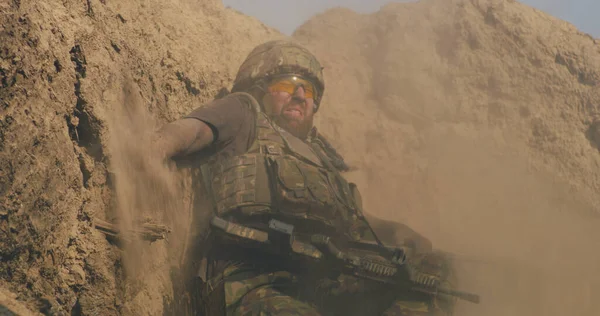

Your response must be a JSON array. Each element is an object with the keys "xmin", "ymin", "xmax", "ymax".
[
  {"xmin": 195, "ymin": 40, "xmax": 457, "ymax": 316},
  {"xmin": 219, "ymin": 252, "xmax": 455, "ymax": 316}
]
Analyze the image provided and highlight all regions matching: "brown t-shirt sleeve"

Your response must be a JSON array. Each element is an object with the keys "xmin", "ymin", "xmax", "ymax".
[{"xmin": 184, "ymin": 94, "xmax": 256, "ymax": 157}]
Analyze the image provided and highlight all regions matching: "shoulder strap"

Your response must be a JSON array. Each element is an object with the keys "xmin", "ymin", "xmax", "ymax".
[{"xmin": 311, "ymin": 133, "xmax": 350, "ymax": 172}]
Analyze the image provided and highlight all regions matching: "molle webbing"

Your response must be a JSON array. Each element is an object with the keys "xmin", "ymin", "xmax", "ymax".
[
  {"xmin": 202, "ymin": 111, "xmax": 284, "ymax": 217},
  {"xmin": 209, "ymin": 154, "xmax": 271, "ymax": 215}
]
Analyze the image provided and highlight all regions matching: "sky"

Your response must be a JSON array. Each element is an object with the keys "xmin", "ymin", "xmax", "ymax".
[{"xmin": 222, "ymin": 0, "xmax": 600, "ymax": 37}]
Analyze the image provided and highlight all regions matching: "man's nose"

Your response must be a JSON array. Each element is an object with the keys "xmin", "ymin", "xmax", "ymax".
[{"xmin": 293, "ymin": 86, "xmax": 306, "ymax": 99}]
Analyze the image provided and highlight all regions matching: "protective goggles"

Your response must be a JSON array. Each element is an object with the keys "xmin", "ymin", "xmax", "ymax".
[{"xmin": 266, "ymin": 75, "xmax": 318, "ymax": 101}]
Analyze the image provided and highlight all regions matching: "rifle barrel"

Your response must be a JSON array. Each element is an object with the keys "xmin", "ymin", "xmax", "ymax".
[{"xmin": 437, "ymin": 287, "xmax": 480, "ymax": 304}]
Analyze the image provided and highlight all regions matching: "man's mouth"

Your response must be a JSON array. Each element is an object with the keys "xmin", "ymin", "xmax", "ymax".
[{"xmin": 282, "ymin": 107, "xmax": 303, "ymax": 120}]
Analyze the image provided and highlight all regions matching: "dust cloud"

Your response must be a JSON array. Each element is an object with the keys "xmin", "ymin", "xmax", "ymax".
[
  {"xmin": 352, "ymin": 125, "xmax": 600, "ymax": 316},
  {"xmin": 106, "ymin": 79, "xmax": 196, "ymax": 314},
  {"xmin": 292, "ymin": 0, "xmax": 600, "ymax": 315},
  {"xmin": 418, "ymin": 134, "xmax": 600, "ymax": 316}
]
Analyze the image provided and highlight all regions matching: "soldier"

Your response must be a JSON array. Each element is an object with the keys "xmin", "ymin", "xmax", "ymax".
[{"xmin": 152, "ymin": 40, "xmax": 456, "ymax": 315}]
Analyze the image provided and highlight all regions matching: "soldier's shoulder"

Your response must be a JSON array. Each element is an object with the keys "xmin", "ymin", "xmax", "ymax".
[{"xmin": 218, "ymin": 91, "xmax": 261, "ymax": 114}]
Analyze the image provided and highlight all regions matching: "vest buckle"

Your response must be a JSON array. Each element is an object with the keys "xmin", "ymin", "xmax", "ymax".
[{"xmin": 265, "ymin": 145, "xmax": 282, "ymax": 155}]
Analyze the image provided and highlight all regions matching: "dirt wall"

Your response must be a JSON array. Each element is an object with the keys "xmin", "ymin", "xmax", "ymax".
[{"xmin": 0, "ymin": 0, "xmax": 281, "ymax": 314}]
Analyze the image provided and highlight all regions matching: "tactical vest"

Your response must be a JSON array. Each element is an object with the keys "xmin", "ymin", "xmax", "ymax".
[{"xmin": 201, "ymin": 93, "xmax": 375, "ymax": 243}]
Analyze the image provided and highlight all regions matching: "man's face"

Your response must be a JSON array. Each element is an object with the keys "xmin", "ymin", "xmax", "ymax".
[{"xmin": 262, "ymin": 78, "xmax": 317, "ymax": 139}]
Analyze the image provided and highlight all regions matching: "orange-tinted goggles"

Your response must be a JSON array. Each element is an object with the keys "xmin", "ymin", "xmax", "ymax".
[{"xmin": 267, "ymin": 76, "xmax": 318, "ymax": 100}]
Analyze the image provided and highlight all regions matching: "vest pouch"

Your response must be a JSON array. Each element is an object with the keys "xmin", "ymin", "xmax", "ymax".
[
  {"xmin": 303, "ymin": 167, "xmax": 336, "ymax": 207},
  {"xmin": 208, "ymin": 154, "xmax": 272, "ymax": 217},
  {"xmin": 269, "ymin": 155, "xmax": 336, "ymax": 217}
]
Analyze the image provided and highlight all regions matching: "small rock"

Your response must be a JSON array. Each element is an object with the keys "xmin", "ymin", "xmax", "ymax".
[{"xmin": 68, "ymin": 265, "xmax": 86, "ymax": 285}]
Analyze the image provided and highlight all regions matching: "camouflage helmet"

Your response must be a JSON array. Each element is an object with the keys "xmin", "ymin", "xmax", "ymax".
[{"xmin": 232, "ymin": 40, "xmax": 325, "ymax": 108}]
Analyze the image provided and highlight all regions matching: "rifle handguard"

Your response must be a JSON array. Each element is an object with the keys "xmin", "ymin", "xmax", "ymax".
[
  {"xmin": 311, "ymin": 234, "xmax": 481, "ymax": 304},
  {"xmin": 311, "ymin": 235, "xmax": 398, "ymax": 278}
]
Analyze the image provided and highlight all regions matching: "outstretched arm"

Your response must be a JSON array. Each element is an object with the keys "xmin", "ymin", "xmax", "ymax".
[
  {"xmin": 150, "ymin": 94, "xmax": 255, "ymax": 162},
  {"xmin": 151, "ymin": 118, "xmax": 215, "ymax": 162}
]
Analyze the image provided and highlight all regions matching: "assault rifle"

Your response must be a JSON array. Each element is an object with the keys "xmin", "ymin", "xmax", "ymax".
[
  {"xmin": 211, "ymin": 217, "xmax": 481, "ymax": 304},
  {"xmin": 308, "ymin": 234, "xmax": 481, "ymax": 304}
]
